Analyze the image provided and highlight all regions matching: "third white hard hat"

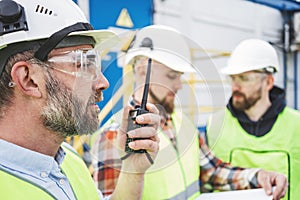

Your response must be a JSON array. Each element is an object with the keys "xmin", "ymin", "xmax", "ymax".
[{"xmin": 221, "ymin": 39, "xmax": 279, "ymax": 75}]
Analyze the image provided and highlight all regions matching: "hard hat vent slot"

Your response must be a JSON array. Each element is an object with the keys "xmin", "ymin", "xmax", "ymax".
[{"xmin": 35, "ymin": 5, "xmax": 53, "ymax": 16}]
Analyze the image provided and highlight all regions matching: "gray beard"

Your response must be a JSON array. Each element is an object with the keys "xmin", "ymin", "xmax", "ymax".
[{"xmin": 41, "ymin": 71, "xmax": 98, "ymax": 138}]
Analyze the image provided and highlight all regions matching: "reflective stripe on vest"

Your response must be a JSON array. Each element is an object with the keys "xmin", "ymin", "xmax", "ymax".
[
  {"xmin": 0, "ymin": 143, "xmax": 99, "ymax": 200},
  {"xmin": 142, "ymin": 110, "xmax": 200, "ymax": 200},
  {"xmin": 170, "ymin": 180, "xmax": 200, "ymax": 200},
  {"xmin": 207, "ymin": 107, "xmax": 300, "ymax": 200}
]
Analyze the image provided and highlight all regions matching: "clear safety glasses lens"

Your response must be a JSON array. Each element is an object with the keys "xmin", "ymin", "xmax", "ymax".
[
  {"xmin": 228, "ymin": 73, "xmax": 267, "ymax": 86},
  {"xmin": 47, "ymin": 49, "xmax": 101, "ymax": 81}
]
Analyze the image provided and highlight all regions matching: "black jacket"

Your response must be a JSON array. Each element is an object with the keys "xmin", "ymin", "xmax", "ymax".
[{"xmin": 227, "ymin": 86, "xmax": 286, "ymax": 137}]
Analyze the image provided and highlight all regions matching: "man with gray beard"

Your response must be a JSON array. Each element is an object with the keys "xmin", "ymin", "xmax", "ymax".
[
  {"xmin": 0, "ymin": 0, "xmax": 160, "ymax": 199},
  {"xmin": 206, "ymin": 38, "xmax": 300, "ymax": 200}
]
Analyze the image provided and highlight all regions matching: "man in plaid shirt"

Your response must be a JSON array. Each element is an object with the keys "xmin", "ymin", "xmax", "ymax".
[{"xmin": 91, "ymin": 25, "xmax": 287, "ymax": 200}]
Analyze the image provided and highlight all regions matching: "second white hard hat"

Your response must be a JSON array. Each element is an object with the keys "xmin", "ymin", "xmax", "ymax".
[
  {"xmin": 125, "ymin": 25, "xmax": 195, "ymax": 73},
  {"xmin": 221, "ymin": 39, "xmax": 279, "ymax": 75}
]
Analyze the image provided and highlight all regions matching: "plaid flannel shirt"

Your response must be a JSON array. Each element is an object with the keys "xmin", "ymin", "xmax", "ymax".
[{"xmin": 92, "ymin": 111, "xmax": 260, "ymax": 196}]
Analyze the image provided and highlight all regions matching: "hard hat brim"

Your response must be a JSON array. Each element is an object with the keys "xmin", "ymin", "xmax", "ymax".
[
  {"xmin": 220, "ymin": 64, "xmax": 278, "ymax": 75},
  {"xmin": 220, "ymin": 66, "xmax": 251, "ymax": 75},
  {"xmin": 0, "ymin": 29, "xmax": 119, "ymax": 51},
  {"xmin": 125, "ymin": 47, "xmax": 196, "ymax": 73},
  {"xmin": 69, "ymin": 29, "xmax": 119, "ymax": 51}
]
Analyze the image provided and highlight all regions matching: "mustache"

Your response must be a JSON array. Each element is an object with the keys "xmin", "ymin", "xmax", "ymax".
[
  {"xmin": 86, "ymin": 91, "xmax": 102, "ymax": 108},
  {"xmin": 168, "ymin": 90, "xmax": 177, "ymax": 95},
  {"xmin": 94, "ymin": 89, "xmax": 103, "ymax": 102},
  {"xmin": 232, "ymin": 91, "xmax": 245, "ymax": 97}
]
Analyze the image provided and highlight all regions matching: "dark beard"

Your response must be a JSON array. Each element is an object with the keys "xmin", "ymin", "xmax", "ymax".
[
  {"xmin": 149, "ymin": 88, "xmax": 174, "ymax": 114},
  {"xmin": 232, "ymin": 88, "xmax": 262, "ymax": 111},
  {"xmin": 41, "ymin": 72, "xmax": 99, "ymax": 138}
]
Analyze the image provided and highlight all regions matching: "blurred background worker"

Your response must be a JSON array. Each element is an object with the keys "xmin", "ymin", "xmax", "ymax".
[
  {"xmin": 91, "ymin": 25, "xmax": 288, "ymax": 200},
  {"xmin": 0, "ymin": 0, "xmax": 160, "ymax": 199},
  {"xmin": 206, "ymin": 38, "xmax": 300, "ymax": 200}
]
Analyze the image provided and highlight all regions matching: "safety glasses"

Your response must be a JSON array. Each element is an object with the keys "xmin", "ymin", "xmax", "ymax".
[
  {"xmin": 46, "ymin": 49, "xmax": 101, "ymax": 81},
  {"xmin": 229, "ymin": 72, "xmax": 267, "ymax": 87}
]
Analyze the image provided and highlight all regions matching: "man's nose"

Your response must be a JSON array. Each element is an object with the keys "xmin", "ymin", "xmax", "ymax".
[{"xmin": 94, "ymin": 72, "xmax": 109, "ymax": 91}]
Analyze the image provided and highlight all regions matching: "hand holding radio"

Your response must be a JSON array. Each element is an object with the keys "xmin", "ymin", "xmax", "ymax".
[{"xmin": 119, "ymin": 103, "xmax": 160, "ymax": 171}]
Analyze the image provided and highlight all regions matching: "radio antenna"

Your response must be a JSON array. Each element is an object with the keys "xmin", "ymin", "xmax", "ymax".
[{"xmin": 140, "ymin": 37, "xmax": 153, "ymax": 110}]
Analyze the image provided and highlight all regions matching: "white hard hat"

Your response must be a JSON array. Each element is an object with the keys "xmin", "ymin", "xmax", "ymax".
[
  {"xmin": 221, "ymin": 39, "xmax": 279, "ymax": 75},
  {"xmin": 0, "ymin": 0, "xmax": 118, "ymax": 63},
  {"xmin": 125, "ymin": 25, "xmax": 195, "ymax": 73}
]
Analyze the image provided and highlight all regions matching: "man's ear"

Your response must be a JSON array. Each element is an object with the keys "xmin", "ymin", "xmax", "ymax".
[
  {"xmin": 10, "ymin": 61, "xmax": 42, "ymax": 98},
  {"xmin": 266, "ymin": 74, "xmax": 274, "ymax": 91}
]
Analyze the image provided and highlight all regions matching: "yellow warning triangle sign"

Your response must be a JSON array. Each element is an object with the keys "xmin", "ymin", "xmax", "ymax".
[{"xmin": 116, "ymin": 8, "xmax": 134, "ymax": 28}]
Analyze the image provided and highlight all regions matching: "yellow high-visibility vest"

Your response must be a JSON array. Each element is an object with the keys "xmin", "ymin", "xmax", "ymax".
[
  {"xmin": 142, "ymin": 111, "xmax": 201, "ymax": 200},
  {"xmin": 207, "ymin": 107, "xmax": 300, "ymax": 200}
]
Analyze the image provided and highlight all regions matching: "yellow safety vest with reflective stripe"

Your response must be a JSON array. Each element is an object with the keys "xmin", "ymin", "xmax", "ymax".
[
  {"xmin": 142, "ymin": 111, "xmax": 200, "ymax": 200},
  {"xmin": 207, "ymin": 107, "xmax": 300, "ymax": 200},
  {"xmin": 0, "ymin": 143, "xmax": 99, "ymax": 200}
]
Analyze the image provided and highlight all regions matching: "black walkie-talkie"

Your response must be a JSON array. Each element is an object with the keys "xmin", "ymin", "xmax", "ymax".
[{"xmin": 125, "ymin": 37, "xmax": 153, "ymax": 153}]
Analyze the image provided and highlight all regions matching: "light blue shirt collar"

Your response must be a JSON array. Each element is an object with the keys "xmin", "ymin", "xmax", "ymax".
[{"xmin": 0, "ymin": 139, "xmax": 65, "ymax": 179}]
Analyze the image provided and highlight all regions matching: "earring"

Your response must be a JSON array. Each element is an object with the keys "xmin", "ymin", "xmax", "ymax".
[{"xmin": 8, "ymin": 81, "xmax": 16, "ymax": 88}]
